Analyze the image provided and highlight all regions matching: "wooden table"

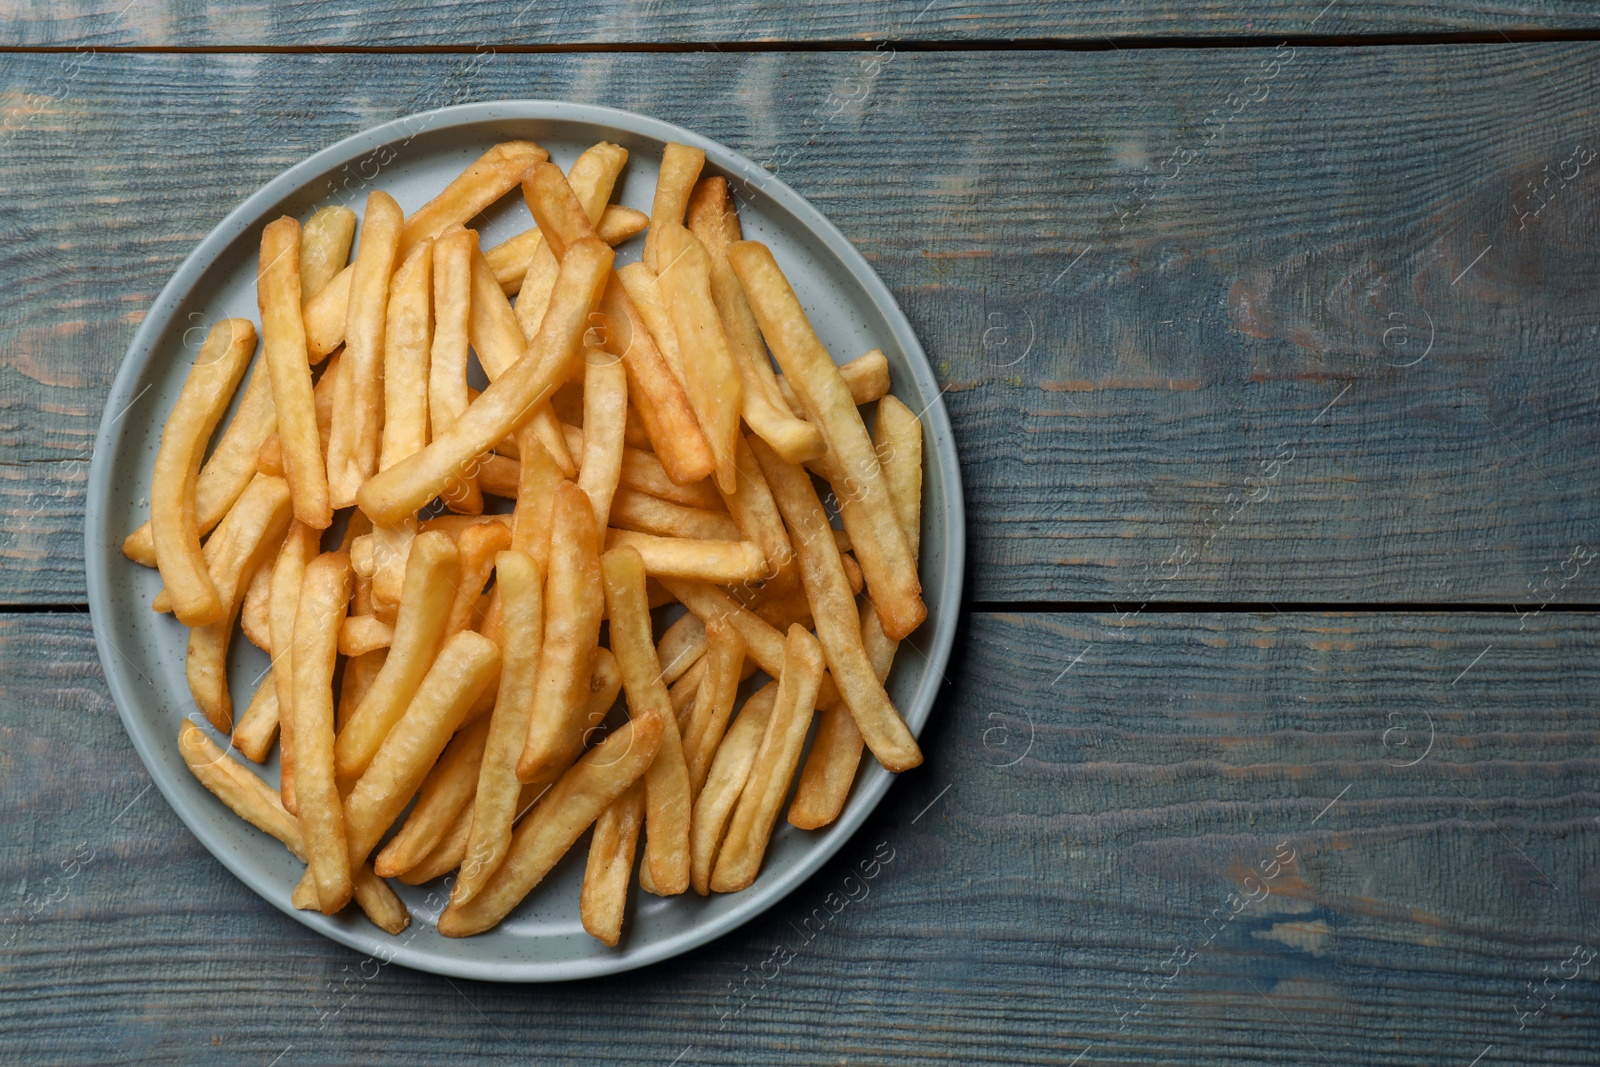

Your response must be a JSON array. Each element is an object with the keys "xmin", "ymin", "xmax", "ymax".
[{"xmin": 4, "ymin": 4, "xmax": 1599, "ymax": 1064}]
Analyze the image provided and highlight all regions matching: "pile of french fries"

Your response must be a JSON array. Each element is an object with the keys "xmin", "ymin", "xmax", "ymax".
[{"xmin": 129, "ymin": 138, "xmax": 927, "ymax": 945}]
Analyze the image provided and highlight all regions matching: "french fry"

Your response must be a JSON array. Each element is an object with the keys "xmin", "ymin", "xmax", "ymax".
[
  {"xmin": 709, "ymin": 624, "xmax": 825, "ymax": 892},
  {"xmin": 654, "ymin": 223, "xmax": 742, "ymax": 493},
  {"xmin": 656, "ymin": 611, "xmax": 707, "ymax": 686},
  {"xmin": 238, "ymin": 533, "xmax": 275, "ymax": 651},
  {"xmin": 402, "ymin": 801, "xmax": 478, "ymax": 885},
  {"xmin": 300, "ymin": 205, "xmax": 357, "ymax": 303},
  {"xmin": 340, "ymin": 630, "xmax": 502, "ymax": 871},
  {"xmin": 454, "ymin": 549, "xmax": 542, "ymax": 905},
  {"xmin": 357, "ymin": 238, "xmax": 613, "ymax": 524},
  {"xmin": 304, "ymin": 266, "xmax": 351, "ymax": 361},
  {"xmin": 598, "ymin": 204, "xmax": 649, "ymax": 245},
  {"xmin": 687, "ymin": 177, "xmax": 824, "ymax": 464},
  {"xmin": 719, "ymin": 433, "xmax": 798, "ymax": 596},
  {"xmin": 680, "ymin": 616, "xmax": 746, "ymax": 798},
  {"xmin": 603, "ymin": 530, "xmax": 765, "ymax": 584},
  {"xmin": 791, "ymin": 394, "xmax": 922, "ymax": 828},
  {"xmin": 750, "ymin": 438, "xmax": 922, "ymax": 771},
  {"xmin": 513, "ymin": 146, "xmax": 624, "ymax": 341},
  {"xmin": 560, "ymin": 423, "xmax": 722, "ymax": 510},
  {"xmin": 338, "ymin": 649, "xmax": 387, "ymax": 734},
  {"xmin": 430, "ymin": 227, "xmax": 483, "ymax": 514},
  {"xmin": 609, "ymin": 489, "xmax": 740, "ymax": 542},
  {"xmin": 185, "ymin": 474, "xmax": 293, "ymax": 731},
  {"xmin": 338, "ymin": 614, "xmax": 394, "ymax": 656},
  {"xmin": 484, "ymin": 204, "xmax": 649, "ymax": 296},
  {"xmin": 379, "ymin": 239, "xmax": 434, "ymax": 471},
  {"xmin": 291, "ymin": 551, "xmax": 353, "ymax": 914},
  {"xmin": 397, "ymin": 141, "xmax": 547, "ymax": 259},
  {"xmin": 510, "ymin": 435, "xmax": 564, "ymax": 567},
  {"xmin": 517, "ymin": 482, "xmax": 605, "ymax": 783},
  {"xmin": 520, "ymin": 160, "xmax": 600, "ymax": 262},
  {"xmin": 581, "ymin": 778, "xmax": 645, "ymax": 946},
  {"xmin": 600, "ymin": 545, "xmax": 691, "ymax": 895},
  {"xmin": 438, "ymin": 708, "xmax": 662, "ymax": 937},
  {"xmin": 577, "ymin": 345, "xmax": 627, "ymax": 530},
  {"xmin": 260, "ymin": 218, "xmax": 334, "ymax": 529},
  {"xmin": 778, "ymin": 348, "xmax": 891, "ymax": 412},
  {"xmin": 477, "ymin": 453, "xmax": 519, "ymax": 498},
  {"xmin": 643, "ymin": 142, "xmax": 704, "ymax": 273},
  {"xmin": 269, "ymin": 521, "xmax": 320, "ymax": 814},
  {"xmin": 123, "ymin": 348, "xmax": 274, "ymax": 569},
  {"xmin": 358, "ymin": 518, "xmax": 419, "ymax": 624},
  {"xmin": 689, "ymin": 682, "xmax": 777, "ymax": 895},
  {"xmin": 444, "ymin": 519, "xmax": 511, "ymax": 637},
  {"xmin": 729, "ymin": 241, "xmax": 925, "ymax": 638},
  {"xmin": 615, "ymin": 263, "xmax": 686, "ymax": 387},
  {"xmin": 374, "ymin": 714, "xmax": 491, "ymax": 877},
  {"xmin": 336, "ymin": 531, "xmax": 461, "ymax": 781},
  {"xmin": 326, "ymin": 190, "xmax": 402, "ymax": 508},
  {"xmin": 232, "ymin": 668, "xmax": 280, "ymax": 763},
  {"xmin": 251, "ymin": 346, "xmax": 338, "ymax": 483},
  {"xmin": 150, "ymin": 318, "xmax": 258, "ymax": 624},
  {"xmin": 417, "ymin": 513, "xmax": 510, "ymax": 540}
]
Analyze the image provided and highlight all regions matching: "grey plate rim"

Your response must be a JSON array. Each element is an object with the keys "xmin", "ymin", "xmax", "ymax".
[{"xmin": 84, "ymin": 99, "xmax": 964, "ymax": 982}]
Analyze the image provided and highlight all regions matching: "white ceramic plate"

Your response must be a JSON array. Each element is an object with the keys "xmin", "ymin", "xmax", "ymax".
[{"xmin": 85, "ymin": 101, "xmax": 963, "ymax": 981}]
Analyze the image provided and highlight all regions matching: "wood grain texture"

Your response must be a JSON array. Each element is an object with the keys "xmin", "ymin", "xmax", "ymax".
[
  {"xmin": 0, "ymin": 1, "xmax": 1598, "ymax": 46},
  {"xmin": 2, "ymin": 611, "xmax": 1596, "ymax": 1065},
  {"xmin": 4, "ymin": 46, "xmax": 1600, "ymax": 604}
]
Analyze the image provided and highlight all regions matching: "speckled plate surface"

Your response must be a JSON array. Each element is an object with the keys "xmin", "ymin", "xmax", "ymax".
[{"xmin": 85, "ymin": 101, "xmax": 963, "ymax": 981}]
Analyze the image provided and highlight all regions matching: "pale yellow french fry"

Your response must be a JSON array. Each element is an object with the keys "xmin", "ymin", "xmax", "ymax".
[
  {"xmin": 643, "ymin": 142, "xmax": 704, "ymax": 273},
  {"xmin": 151, "ymin": 318, "xmax": 258, "ymax": 624},
  {"xmin": 438, "ymin": 708, "xmax": 663, "ymax": 937},
  {"xmin": 374, "ymin": 714, "xmax": 492, "ymax": 877},
  {"xmin": 336, "ymin": 530, "xmax": 462, "ymax": 781},
  {"xmin": 689, "ymin": 682, "xmax": 776, "ymax": 895},
  {"xmin": 600, "ymin": 545, "xmax": 691, "ymax": 896},
  {"xmin": 269, "ymin": 521, "xmax": 320, "ymax": 814},
  {"xmin": 609, "ymin": 488, "xmax": 741, "ymax": 542},
  {"xmin": 397, "ymin": 141, "xmax": 548, "ymax": 259},
  {"xmin": 719, "ymin": 433, "xmax": 799, "ymax": 597},
  {"xmin": 358, "ymin": 239, "xmax": 613, "ymax": 524},
  {"xmin": 680, "ymin": 616, "xmax": 746, "ymax": 798},
  {"xmin": 656, "ymin": 611, "xmax": 707, "ymax": 686},
  {"xmin": 729, "ymin": 241, "xmax": 924, "ymax": 639},
  {"xmin": 485, "ymin": 204, "xmax": 649, "ymax": 296},
  {"xmin": 750, "ymin": 438, "xmax": 922, "ymax": 772},
  {"xmin": 517, "ymin": 482, "xmax": 605, "ymax": 784},
  {"xmin": 304, "ymin": 266, "xmax": 351, "ymax": 361},
  {"xmin": 379, "ymin": 239, "xmax": 434, "ymax": 471},
  {"xmin": 261, "ymin": 217, "xmax": 333, "ymax": 528},
  {"xmin": 602, "ymin": 529, "xmax": 766, "ymax": 584},
  {"xmin": 577, "ymin": 345, "xmax": 627, "ymax": 531},
  {"xmin": 231, "ymin": 668, "xmax": 280, "ymax": 764},
  {"xmin": 687, "ymin": 176, "xmax": 823, "ymax": 464},
  {"xmin": 615, "ymin": 263, "xmax": 686, "ymax": 388},
  {"xmin": 401, "ymin": 801, "xmax": 477, "ymax": 886},
  {"xmin": 581, "ymin": 778, "xmax": 644, "ymax": 946},
  {"xmin": 430, "ymin": 227, "xmax": 483, "ymax": 514},
  {"xmin": 326, "ymin": 191, "xmax": 402, "ymax": 508},
  {"xmin": 444, "ymin": 520, "xmax": 511, "ymax": 638},
  {"xmin": 239, "ymin": 550, "xmax": 273, "ymax": 651},
  {"xmin": 185, "ymin": 474, "xmax": 293, "ymax": 731},
  {"xmin": 291, "ymin": 551, "xmax": 353, "ymax": 914},
  {"xmin": 340, "ymin": 630, "xmax": 502, "ymax": 870},
  {"xmin": 654, "ymin": 222, "xmax": 742, "ymax": 494},
  {"xmin": 337, "ymin": 649, "xmax": 386, "ymax": 735},
  {"xmin": 338, "ymin": 614, "xmax": 394, "ymax": 656},
  {"xmin": 300, "ymin": 205, "xmax": 357, "ymax": 303},
  {"xmin": 357, "ymin": 518, "xmax": 419, "ymax": 625},
  {"xmin": 709, "ymin": 625, "xmax": 825, "ymax": 892}
]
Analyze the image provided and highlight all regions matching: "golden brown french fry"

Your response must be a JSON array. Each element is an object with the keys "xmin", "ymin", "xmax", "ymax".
[
  {"xmin": 602, "ymin": 529, "xmax": 765, "ymax": 584},
  {"xmin": 720, "ymin": 434, "xmax": 798, "ymax": 596},
  {"xmin": 778, "ymin": 348, "xmax": 891, "ymax": 412},
  {"xmin": 239, "ymin": 539, "xmax": 275, "ymax": 651},
  {"xmin": 336, "ymin": 530, "xmax": 462, "ymax": 781},
  {"xmin": 729, "ymin": 241, "xmax": 925, "ymax": 638},
  {"xmin": 656, "ymin": 611, "xmax": 707, "ymax": 686},
  {"xmin": 750, "ymin": 438, "xmax": 922, "ymax": 771},
  {"xmin": 304, "ymin": 266, "xmax": 352, "ymax": 361},
  {"xmin": 430, "ymin": 227, "xmax": 483, "ymax": 514},
  {"xmin": 709, "ymin": 624, "xmax": 825, "ymax": 892},
  {"xmin": 357, "ymin": 518, "xmax": 419, "ymax": 624},
  {"xmin": 517, "ymin": 482, "xmax": 605, "ymax": 783},
  {"xmin": 401, "ymin": 801, "xmax": 477, "ymax": 885},
  {"xmin": 520, "ymin": 161, "xmax": 598, "ymax": 262},
  {"xmin": 577, "ymin": 345, "xmax": 627, "ymax": 530},
  {"xmin": 301, "ymin": 205, "xmax": 357, "ymax": 303},
  {"xmin": 186, "ymin": 474, "xmax": 293, "ymax": 731},
  {"xmin": 269, "ymin": 521, "xmax": 320, "ymax": 814},
  {"xmin": 485, "ymin": 205, "xmax": 649, "ymax": 296},
  {"xmin": 687, "ymin": 177, "xmax": 824, "ymax": 464},
  {"xmin": 598, "ymin": 204, "xmax": 649, "ymax": 245},
  {"xmin": 513, "ymin": 146, "xmax": 623, "ymax": 342},
  {"xmin": 609, "ymin": 489, "xmax": 740, "ymax": 543},
  {"xmin": 358, "ymin": 238, "xmax": 613, "ymax": 524},
  {"xmin": 669, "ymin": 657, "xmax": 706, "ymax": 726},
  {"xmin": 374, "ymin": 714, "xmax": 491, "ymax": 877},
  {"xmin": 614, "ymin": 263, "xmax": 685, "ymax": 386},
  {"xmin": 438, "ymin": 708, "xmax": 662, "ymax": 937},
  {"xmin": 600, "ymin": 545, "xmax": 691, "ymax": 896},
  {"xmin": 444, "ymin": 520, "xmax": 511, "ymax": 637},
  {"xmin": 689, "ymin": 682, "xmax": 776, "ymax": 895},
  {"xmin": 477, "ymin": 453, "xmax": 519, "ymax": 498},
  {"xmin": 397, "ymin": 141, "xmax": 547, "ymax": 259},
  {"xmin": 338, "ymin": 614, "xmax": 394, "ymax": 656},
  {"xmin": 791, "ymin": 394, "xmax": 922, "ymax": 828},
  {"xmin": 654, "ymin": 223, "xmax": 742, "ymax": 494},
  {"xmin": 643, "ymin": 142, "xmax": 704, "ymax": 273},
  {"xmin": 249, "ymin": 346, "xmax": 337, "ymax": 484},
  {"xmin": 291, "ymin": 551, "xmax": 353, "ymax": 914},
  {"xmin": 680, "ymin": 615, "xmax": 746, "ymax": 798},
  {"xmin": 232, "ymin": 668, "xmax": 280, "ymax": 763},
  {"xmin": 581, "ymin": 778, "xmax": 644, "ymax": 946},
  {"xmin": 660, "ymin": 578, "xmax": 789, "ymax": 680},
  {"xmin": 261, "ymin": 217, "xmax": 334, "ymax": 529},
  {"xmin": 560, "ymin": 422, "xmax": 722, "ymax": 511},
  {"xmin": 379, "ymin": 239, "xmax": 434, "ymax": 471},
  {"xmin": 338, "ymin": 648, "xmax": 386, "ymax": 735},
  {"xmin": 453, "ymin": 549, "xmax": 542, "ymax": 905},
  {"xmin": 326, "ymin": 191, "xmax": 402, "ymax": 508},
  {"xmin": 416, "ymin": 513, "xmax": 510, "ymax": 540},
  {"xmin": 340, "ymin": 630, "xmax": 502, "ymax": 870},
  {"xmin": 509, "ymin": 437, "xmax": 564, "ymax": 568},
  {"xmin": 150, "ymin": 318, "xmax": 258, "ymax": 624}
]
